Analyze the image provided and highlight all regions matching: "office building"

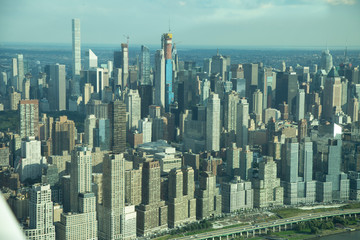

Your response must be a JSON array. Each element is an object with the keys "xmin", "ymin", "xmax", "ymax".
[
  {"xmin": 243, "ymin": 63, "xmax": 258, "ymax": 99},
  {"xmin": 19, "ymin": 100, "xmax": 39, "ymax": 139},
  {"xmin": 84, "ymin": 115, "xmax": 96, "ymax": 150},
  {"xmin": 108, "ymin": 100, "xmax": 126, "ymax": 154},
  {"xmin": 24, "ymin": 184, "xmax": 55, "ymax": 240},
  {"xmin": 224, "ymin": 91, "xmax": 240, "ymax": 137},
  {"xmin": 252, "ymin": 89, "xmax": 263, "ymax": 123},
  {"xmin": 125, "ymin": 89, "xmax": 141, "ymax": 131},
  {"xmin": 206, "ymin": 93, "xmax": 220, "ymax": 152},
  {"xmin": 121, "ymin": 43, "xmax": 129, "ymax": 87},
  {"xmin": 236, "ymin": 98, "xmax": 249, "ymax": 148},
  {"xmin": 138, "ymin": 118, "xmax": 152, "ymax": 143},
  {"xmin": 296, "ymin": 89, "xmax": 305, "ymax": 122},
  {"xmin": 85, "ymin": 49, "xmax": 97, "ymax": 70},
  {"xmin": 48, "ymin": 64, "xmax": 66, "ymax": 111},
  {"xmin": 323, "ymin": 67, "xmax": 342, "ymax": 120},
  {"xmin": 320, "ymin": 49, "xmax": 333, "ymax": 73},
  {"xmin": 52, "ymin": 116, "xmax": 75, "ymax": 156}
]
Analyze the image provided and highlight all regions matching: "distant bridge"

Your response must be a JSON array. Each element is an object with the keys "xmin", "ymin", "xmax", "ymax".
[{"xmin": 176, "ymin": 208, "xmax": 360, "ymax": 240}]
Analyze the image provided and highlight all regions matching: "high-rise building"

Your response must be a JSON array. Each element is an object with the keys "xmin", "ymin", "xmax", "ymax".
[
  {"xmin": 138, "ymin": 118, "xmax": 152, "ymax": 143},
  {"xmin": 323, "ymin": 67, "xmax": 342, "ymax": 120},
  {"xmin": 18, "ymin": 137, "xmax": 45, "ymax": 182},
  {"xmin": 121, "ymin": 43, "xmax": 129, "ymax": 87},
  {"xmin": 320, "ymin": 49, "xmax": 333, "ymax": 73},
  {"xmin": 99, "ymin": 153, "xmax": 128, "ymax": 240},
  {"xmin": 72, "ymin": 19, "xmax": 81, "ymax": 77},
  {"xmin": 276, "ymin": 72, "xmax": 299, "ymax": 118},
  {"xmin": 70, "ymin": 147, "xmax": 92, "ymax": 213},
  {"xmin": 85, "ymin": 49, "xmax": 98, "ymax": 70},
  {"xmin": 296, "ymin": 89, "xmax": 305, "ymax": 122},
  {"xmin": 154, "ymin": 49, "xmax": 165, "ymax": 110},
  {"xmin": 17, "ymin": 54, "xmax": 25, "ymax": 93},
  {"xmin": 206, "ymin": 93, "xmax": 220, "ymax": 152},
  {"xmin": 200, "ymin": 79, "xmax": 211, "ymax": 106},
  {"xmin": 84, "ymin": 115, "xmax": 96, "ymax": 150},
  {"xmin": 221, "ymin": 176, "xmax": 253, "ymax": 213},
  {"xmin": 125, "ymin": 89, "xmax": 141, "ymax": 131},
  {"xmin": 252, "ymin": 89, "xmax": 263, "ymax": 123},
  {"xmin": 253, "ymin": 156, "xmax": 283, "ymax": 208},
  {"xmin": 226, "ymin": 143, "xmax": 240, "ymax": 177},
  {"xmin": 140, "ymin": 45, "xmax": 151, "ymax": 85},
  {"xmin": 19, "ymin": 100, "xmax": 39, "ymax": 139},
  {"xmin": 138, "ymin": 85, "xmax": 153, "ymax": 118},
  {"xmin": 224, "ymin": 91, "xmax": 239, "ymax": 136},
  {"xmin": 195, "ymin": 171, "xmax": 222, "ymax": 219},
  {"xmin": 240, "ymin": 145, "xmax": 253, "ymax": 181},
  {"xmin": 167, "ymin": 167, "xmax": 196, "ymax": 228},
  {"xmin": 243, "ymin": 63, "xmax": 258, "ymax": 99},
  {"xmin": 162, "ymin": 33, "xmax": 174, "ymax": 112},
  {"xmin": 136, "ymin": 161, "xmax": 168, "ymax": 236},
  {"xmin": 48, "ymin": 64, "xmax": 66, "ymax": 111},
  {"xmin": 236, "ymin": 98, "xmax": 249, "ymax": 148},
  {"xmin": 24, "ymin": 184, "xmax": 55, "ymax": 240},
  {"xmin": 10, "ymin": 91, "xmax": 21, "ymax": 110},
  {"xmin": 108, "ymin": 100, "xmax": 126, "ymax": 154},
  {"xmin": 52, "ymin": 116, "xmax": 75, "ymax": 156}
]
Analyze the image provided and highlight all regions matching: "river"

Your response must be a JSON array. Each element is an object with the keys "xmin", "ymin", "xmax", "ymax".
[{"xmin": 314, "ymin": 230, "xmax": 360, "ymax": 239}]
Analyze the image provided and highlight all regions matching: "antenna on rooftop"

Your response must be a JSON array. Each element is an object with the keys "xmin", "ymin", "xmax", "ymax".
[{"xmin": 168, "ymin": 17, "xmax": 171, "ymax": 32}]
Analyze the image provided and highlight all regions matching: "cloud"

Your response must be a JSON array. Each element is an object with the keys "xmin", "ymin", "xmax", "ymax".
[
  {"xmin": 178, "ymin": 1, "xmax": 186, "ymax": 6},
  {"xmin": 325, "ymin": 0, "xmax": 356, "ymax": 5}
]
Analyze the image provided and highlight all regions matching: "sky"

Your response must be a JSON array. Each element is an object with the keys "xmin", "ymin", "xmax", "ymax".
[{"xmin": 0, "ymin": 0, "xmax": 359, "ymax": 48}]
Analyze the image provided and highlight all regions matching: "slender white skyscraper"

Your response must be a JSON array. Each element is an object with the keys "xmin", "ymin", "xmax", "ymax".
[
  {"xmin": 206, "ymin": 93, "xmax": 220, "ymax": 152},
  {"xmin": 72, "ymin": 19, "xmax": 81, "ymax": 77},
  {"xmin": 85, "ymin": 49, "xmax": 98, "ymax": 70},
  {"xmin": 17, "ymin": 54, "xmax": 24, "ymax": 93},
  {"xmin": 125, "ymin": 89, "xmax": 141, "ymax": 131},
  {"xmin": 296, "ymin": 89, "xmax": 305, "ymax": 121},
  {"xmin": 155, "ymin": 49, "xmax": 165, "ymax": 109}
]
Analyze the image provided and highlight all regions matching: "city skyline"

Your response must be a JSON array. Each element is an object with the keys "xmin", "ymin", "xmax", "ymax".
[{"xmin": 1, "ymin": 0, "xmax": 360, "ymax": 48}]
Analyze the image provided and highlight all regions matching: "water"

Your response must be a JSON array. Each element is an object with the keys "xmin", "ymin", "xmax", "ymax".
[{"xmin": 314, "ymin": 230, "xmax": 360, "ymax": 239}]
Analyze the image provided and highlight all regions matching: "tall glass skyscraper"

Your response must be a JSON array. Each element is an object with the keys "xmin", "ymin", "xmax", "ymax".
[
  {"xmin": 140, "ymin": 45, "xmax": 151, "ymax": 85},
  {"xmin": 162, "ymin": 33, "xmax": 174, "ymax": 112}
]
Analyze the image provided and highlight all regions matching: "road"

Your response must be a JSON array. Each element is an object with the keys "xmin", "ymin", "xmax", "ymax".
[{"xmin": 175, "ymin": 208, "xmax": 360, "ymax": 240}]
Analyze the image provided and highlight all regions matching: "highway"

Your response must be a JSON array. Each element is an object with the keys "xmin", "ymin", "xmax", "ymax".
[{"xmin": 175, "ymin": 208, "xmax": 360, "ymax": 240}]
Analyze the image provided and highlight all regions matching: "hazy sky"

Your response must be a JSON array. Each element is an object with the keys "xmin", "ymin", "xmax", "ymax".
[{"xmin": 0, "ymin": 0, "xmax": 359, "ymax": 48}]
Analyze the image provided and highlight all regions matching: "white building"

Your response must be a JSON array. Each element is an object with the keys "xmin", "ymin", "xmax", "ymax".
[
  {"xmin": 138, "ymin": 118, "xmax": 152, "ymax": 143},
  {"xmin": 125, "ymin": 89, "xmax": 141, "ymax": 131},
  {"xmin": 206, "ymin": 93, "xmax": 220, "ymax": 152},
  {"xmin": 85, "ymin": 49, "xmax": 98, "ymax": 70},
  {"xmin": 18, "ymin": 137, "xmax": 46, "ymax": 182}
]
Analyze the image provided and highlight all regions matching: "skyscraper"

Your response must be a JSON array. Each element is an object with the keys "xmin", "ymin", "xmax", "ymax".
[
  {"xmin": 236, "ymin": 98, "xmax": 249, "ymax": 148},
  {"xmin": 70, "ymin": 147, "xmax": 92, "ymax": 213},
  {"xmin": 323, "ymin": 67, "xmax": 342, "ymax": 120},
  {"xmin": 162, "ymin": 33, "xmax": 174, "ymax": 112},
  {"xmin": 224, "ymin": 91, "xmax": 239, "ymax": 135},
  {"xmin": 121, "ymin": 43, "xmax": 129, "ymax": 87},
  {"xmin": 19, "ymin": 100, "xmax": 39, "ymax": 139},
  {"xmin": 125, "ymin": 89, "xmax": 141, "ymax": 131},
  {"xmin": 252, "ymin": 89, "xmax": 263, "ymax": 123},
  {"xmin": 52, "ymin": 116, "xmax": 75, "ymax": 156},
  {"xmin": 99, "ymin": 153, "xmax": 126, "ymax": 240},
  {"xmin": 84, "ymin": 114, "xmax": 96, "ymax": 150},
  {"xmin": 108, "ymin": 100, "xmax": 126, "ymax": 154},
  {"xmin": 140, "ymin": 45, "xmax": 151, "ymax": 85},
  {"xmin": 154, "ymin": 49, "xmax": 165, "ymax": 109},
  {"xmin": 72, "ymin": 19, "xmax": 81, "ymax": 77},
  {"xmin": 85, "ymin": 49, "xmax": 98, "ymax": 70},
  {"xmin": 296, "ymin": 89, "xmax": 305, "ymax": 122},
  {"xmin": 49, "ymin": 64, "xmax": 66, "ymax": 111},
  {"xmin": 24, "ymin": 184, "xmax": 55, "ymax": 240},
  {"xmin": 206, "ymin": 93, "xmax": 220, "ymax": 152},
  {"xmin": 17, "ymin": 54, "xmax": 25, "ymax": 93},
  {"xmin": 136, "ymin": 161, "xmax": 168, "ymax": 236},
  {"xmin": 320, "ymin": 49, "xmax": 333, "ymax": 73}
]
